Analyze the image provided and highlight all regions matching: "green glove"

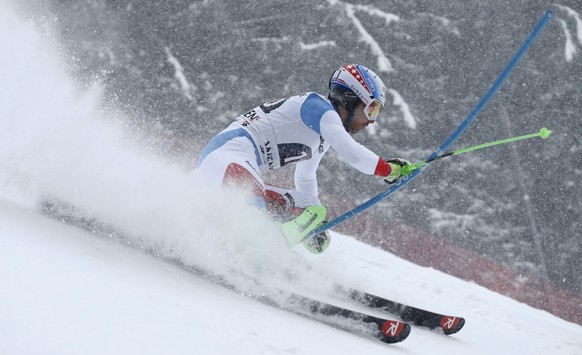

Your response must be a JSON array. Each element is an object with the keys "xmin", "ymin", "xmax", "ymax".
[
  {"xmin": 302, "ymin": 229, "xmax": 331, "ymax": 254},
  {"xmin": 384, "ymin": 158, "xmax": 412, "ymax": 184}
]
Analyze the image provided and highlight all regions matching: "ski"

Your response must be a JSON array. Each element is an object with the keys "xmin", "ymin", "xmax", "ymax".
[
  {"xmin": 278, "ymin": 292, "xmax": 411, "ymax": 344},
  {"xmin": 337, "ymin": 286, "xmax": 465, "ymax": 335}
]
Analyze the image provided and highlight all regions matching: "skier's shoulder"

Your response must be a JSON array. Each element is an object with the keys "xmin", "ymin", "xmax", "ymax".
[
  {"xmin": 293, "ymin": 92, "xmax": 338, "ymax": 135},
  {"xmin": 296, "ymin": 92, "xmax": 335, "ymax": 118}
]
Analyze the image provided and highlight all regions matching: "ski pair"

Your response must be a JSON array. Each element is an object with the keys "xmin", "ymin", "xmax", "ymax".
[
  {"xmin": 41, "ymin": 198, "xmax": 460, "ymax": 343},
  {"xmin": 336, "ymin": 286, "xmax": 465, "ymax": 336},
  {"xmin": 279, "ymin": 285, "xmax": 464, "ymax": 345}
]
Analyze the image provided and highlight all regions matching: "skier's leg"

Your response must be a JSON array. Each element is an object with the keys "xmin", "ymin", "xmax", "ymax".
[
  {"xmin": 196, "ymin": 137, "xmax": 267, "ymax": 210},
  {"xmin": 197, "ymin": 137, "xmax": 330, "ymax": 253},
  {"xmin": 264, "ymin": 186, "xmax": 303, "ymax": 221},
  {"xmin": 264, "ymin": 185, "xmax": 325, "ymax": 220},
  {"xmin": 222, "ymin": 162, "xmax": 267, "ymax": 210}
]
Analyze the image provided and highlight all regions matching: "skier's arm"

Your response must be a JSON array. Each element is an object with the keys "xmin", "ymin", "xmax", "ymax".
[
  {"xmin": 293, "ymin": 151, "xmax": 325, "ymax": 206},
  {"xmin": 319, "ymin": 111, "xmax": 393, "ymax": 176}
]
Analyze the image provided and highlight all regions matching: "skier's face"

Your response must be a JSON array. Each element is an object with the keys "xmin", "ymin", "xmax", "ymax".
[{"xmin": 345, "ymin": 102, "xmax": 374, "ymax": 134}]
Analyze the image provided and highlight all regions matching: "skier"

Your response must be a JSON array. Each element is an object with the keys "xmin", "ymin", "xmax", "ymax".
[{"xmin": 196, "ymin": 64, "xmax": 410, "ymax": 254}]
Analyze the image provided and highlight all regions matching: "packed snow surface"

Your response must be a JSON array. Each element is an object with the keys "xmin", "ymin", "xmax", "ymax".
[{"xmin": 1, "ymin": 202, "xmax": 582, "ymax": 355}]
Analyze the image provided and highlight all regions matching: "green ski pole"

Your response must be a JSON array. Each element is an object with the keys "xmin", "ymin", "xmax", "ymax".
[{"xmin": 403, "ymin": 127, "xmax": 552, "ymax": 175}]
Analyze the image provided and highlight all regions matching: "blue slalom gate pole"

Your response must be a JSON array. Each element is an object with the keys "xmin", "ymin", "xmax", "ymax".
[{"xmin": 306, "ymin": 9, "xmax": 553, "ymax": 239}]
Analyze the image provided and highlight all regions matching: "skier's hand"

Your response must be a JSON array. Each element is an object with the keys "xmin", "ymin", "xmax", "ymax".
[
  {"xmin": 383, "ymin": 158, "xmax": 412, "ymax": 184},
  {"xmin": 302, "ymin": 228, "xmax": 331, "ymax": 254}
]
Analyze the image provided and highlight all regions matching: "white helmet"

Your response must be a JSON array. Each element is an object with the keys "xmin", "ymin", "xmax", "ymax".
[{"xmin": 329, "ymin": 64, "xmax": 386, "ymax": 121}]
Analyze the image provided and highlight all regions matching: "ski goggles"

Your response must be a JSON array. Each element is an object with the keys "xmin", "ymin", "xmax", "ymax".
[{"xmin": 364, "ymin": 99, "xmax": 383, "ymax": 121}]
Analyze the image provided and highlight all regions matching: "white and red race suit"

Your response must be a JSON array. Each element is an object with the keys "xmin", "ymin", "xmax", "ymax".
[{"xmin": 196, "ymin": 92, "xmax": 392, "ymax": 215}]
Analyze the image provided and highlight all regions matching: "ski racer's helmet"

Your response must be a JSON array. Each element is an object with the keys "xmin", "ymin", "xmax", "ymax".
[{"xmin": 328, "ymin": 64, "xmax": 386, "ymax": 121}]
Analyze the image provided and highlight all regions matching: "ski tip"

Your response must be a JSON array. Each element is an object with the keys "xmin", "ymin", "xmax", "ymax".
[
  {"xmin": 439, "ymin": 316, "xmax": 465, "ymax": 335},
  {"xmin": 378, "ymin": 321, "xmax": 411, "ymax": 344}
]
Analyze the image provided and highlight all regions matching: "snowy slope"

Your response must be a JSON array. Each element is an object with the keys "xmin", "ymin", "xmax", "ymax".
[{"xmin": 1, "ymin": 201, "xmax": 581, "ymax": 355}]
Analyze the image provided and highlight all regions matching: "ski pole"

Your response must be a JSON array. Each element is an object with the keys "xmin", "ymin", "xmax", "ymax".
[
  {"xmin": 304, "ymin": 10, "xmax": 553, "ymax": 240},
  {"xmin": 402, "ymin": 127, "xmax": 553, "ymax": 175}
]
